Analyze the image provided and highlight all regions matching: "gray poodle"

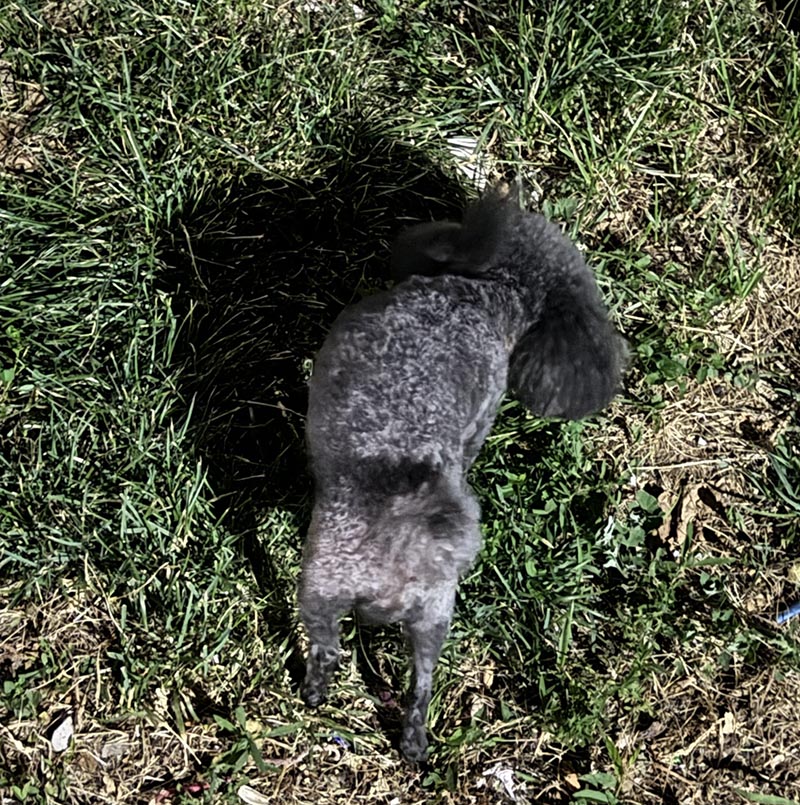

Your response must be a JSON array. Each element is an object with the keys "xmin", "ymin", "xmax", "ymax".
[{"xmin": 299, "ymin": 183, "xmax": 626, "ymax": 762}]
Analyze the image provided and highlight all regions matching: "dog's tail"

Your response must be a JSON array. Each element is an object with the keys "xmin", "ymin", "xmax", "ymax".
[{"xmin": 372, "ymin": 468, "xmax": 483, "ymax": 578}]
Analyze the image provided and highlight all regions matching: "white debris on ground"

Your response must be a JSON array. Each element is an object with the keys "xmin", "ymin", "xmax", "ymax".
[
  {"xmin": 50, "ymin": 713, "xmax": 74, "ymax": 753},
  {"xmin": 446, "ymin": 136, "xmax": 492, "ymax": 190},
  {"xmin": 477, "ymin": 762, "xmax": 527, "ymax": 802},
  {"xmin": 237, "ymin": 784, "xmax": 272, "ymax": 805}
]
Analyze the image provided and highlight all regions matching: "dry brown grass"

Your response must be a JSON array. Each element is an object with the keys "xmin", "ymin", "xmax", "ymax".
[
  {"xmin": 581, "ymin": 93, "xmax": 800, "ymax": 803},
  {"xmin": 0, "ymin": 60, "xmax": 67, "ymax": 176}
]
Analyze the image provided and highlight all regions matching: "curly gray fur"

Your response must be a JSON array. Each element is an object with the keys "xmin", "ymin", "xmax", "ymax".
[{"xmin": 299, "ymin": 184, "xmax": 627, "ymax": 761}]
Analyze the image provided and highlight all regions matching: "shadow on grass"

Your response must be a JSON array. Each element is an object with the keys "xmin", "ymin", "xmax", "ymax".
[
  {"xmin": 352, "ymin": 621, "xmax": 408, "ymax": 753},
  {"xmin": 158, "ymin": 134, "xmax": 468, "ymax": 685}
]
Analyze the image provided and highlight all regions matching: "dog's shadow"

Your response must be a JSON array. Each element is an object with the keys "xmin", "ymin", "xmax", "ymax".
[{"xmin": 159, "ymin": 136, "xmax": 468, "ymax": 688}]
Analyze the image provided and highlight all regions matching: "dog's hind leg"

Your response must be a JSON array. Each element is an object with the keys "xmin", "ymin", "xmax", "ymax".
[
  {"xmin": 400, "ymin": 583, "xmax": 457, "ymax": 762},
  {"xmin": 299, "ymin": 591, "xmax": 346, "ymax": 707}
]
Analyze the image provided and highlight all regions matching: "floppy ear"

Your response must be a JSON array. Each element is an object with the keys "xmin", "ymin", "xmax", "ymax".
[
  {"xmin": 509, "ymin": 276, "xmax": 628, "ymax": 420},
  {"xmin": 390, "ymin": 183, "xmax": 522, "ymax": 282},
  {"xmin": 390, "ymin": 221, "xmax": 462, "ymax": 281}
]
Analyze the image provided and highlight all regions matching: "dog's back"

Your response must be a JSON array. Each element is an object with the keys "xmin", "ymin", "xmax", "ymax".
[{"xmin": 306, "ymin": 274, "xmax": 514, "ymax": 490}]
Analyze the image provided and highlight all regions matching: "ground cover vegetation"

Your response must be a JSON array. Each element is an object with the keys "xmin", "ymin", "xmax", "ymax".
[{"xmin": 1, "ymin": 0, "xmax": 799, "ymax": 802}]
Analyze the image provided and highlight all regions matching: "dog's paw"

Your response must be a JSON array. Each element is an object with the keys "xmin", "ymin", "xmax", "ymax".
[
  {"xmin": 400, "ymin": 725, "xmax": 429, "ymax": 763},
  {"xmin": 301, "ymin": 682, "xmax": 328, "ymax": 708}
]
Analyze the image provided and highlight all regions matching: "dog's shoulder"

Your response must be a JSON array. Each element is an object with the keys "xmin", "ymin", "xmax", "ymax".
[{"xmin": 323, "ymin": 274, "xmax": 495, "ymax": 346}]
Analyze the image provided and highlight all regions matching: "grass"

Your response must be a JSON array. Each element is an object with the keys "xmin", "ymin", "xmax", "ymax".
[{"xmin": 1, "ymin": 0, "xmax": 799, "ymax": 802}]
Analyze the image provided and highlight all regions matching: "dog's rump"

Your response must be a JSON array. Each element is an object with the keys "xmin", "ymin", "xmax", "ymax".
[{"xmin": 301, "ymin": 457, "xmax": 482, "ymax": 619}]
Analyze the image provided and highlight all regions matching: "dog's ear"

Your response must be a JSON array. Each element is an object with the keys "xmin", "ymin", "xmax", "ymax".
[
  {"xmin": 457, "ymin": 181, "xmax": 520, "ymax": 262},
  {"xmin": 509, "ymin": 276, "xmax": 628, "ymax": 420},
  {"xmin": 390, "ymin": 221, "xmax": 463, "ymax": 281},
  {"xmin": 390, "ymin": 184, "xmax": 521, "ymax": 282}
]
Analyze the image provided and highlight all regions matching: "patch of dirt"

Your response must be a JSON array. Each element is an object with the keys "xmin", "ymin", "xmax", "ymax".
[
  {"xmin": 40, "ymin": 0, "xmax": 95, "ymax": 34},
  {"xmin": 725, "ymin": 231, "xmax": 800, "ymax": 376},
  {"xmin": 0, "ymin": 59, "xmax": 72, "ymax": 175},
  {"xmin": 0, "ymin": 581, "xmax": 224, "ymax": 804},
  {"xmin": 601, "ymin": 202, "xmax": 799, "ymax": 497},
  {"xmin": 0, "ymin": 60, "xmax": 47, "ymax": 174}
]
